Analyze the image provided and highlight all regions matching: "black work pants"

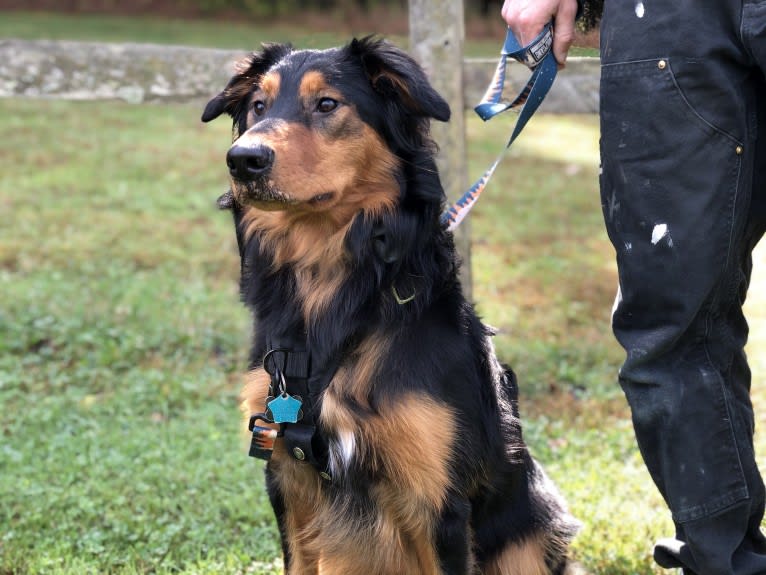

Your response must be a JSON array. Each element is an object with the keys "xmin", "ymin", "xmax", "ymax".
[{"xmin": 599, "ymin": 0, "xmax": 766, "ymax": 573}]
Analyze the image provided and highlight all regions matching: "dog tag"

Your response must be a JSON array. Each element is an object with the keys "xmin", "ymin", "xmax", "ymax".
[{"xmin": 267, "ymin": 393, "xmax": 303, "ymax": 424}]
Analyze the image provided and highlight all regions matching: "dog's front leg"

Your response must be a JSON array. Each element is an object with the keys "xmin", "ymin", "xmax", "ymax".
[
  {"xmin": 434, "ymin": 493, "xmax": 473, "ymax": 574},
  {"xmin": 265, "ymin": 463, "xmax": 320, "ymax": 575},
  {"xmin": 265, "ymin": 466, "xmax": 294, "ymax": 571}
]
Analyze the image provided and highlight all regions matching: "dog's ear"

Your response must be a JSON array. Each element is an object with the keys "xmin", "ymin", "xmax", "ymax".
[
  {"xmin": 347, "ymin": 36, "xmax": 450, "ymax": 123},
  {"xmin": 201, "ymin": 43, "xmax": 292, "ymax": 125}
]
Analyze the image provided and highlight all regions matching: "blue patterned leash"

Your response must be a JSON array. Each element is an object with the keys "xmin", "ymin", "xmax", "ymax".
[{"xmin": 441, "ymin": 23, "xmax": 558, "ymax": 231}]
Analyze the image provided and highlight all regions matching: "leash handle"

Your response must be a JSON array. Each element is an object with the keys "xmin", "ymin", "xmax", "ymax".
[{"xmin": 440, "ymin": 23, "xmax": 558, "ymax": 231}]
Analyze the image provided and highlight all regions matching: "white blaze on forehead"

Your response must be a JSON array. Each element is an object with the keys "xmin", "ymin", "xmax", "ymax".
[{"xmin": 635, "ymin": 2, "xmax": 645, "ymax": 17}]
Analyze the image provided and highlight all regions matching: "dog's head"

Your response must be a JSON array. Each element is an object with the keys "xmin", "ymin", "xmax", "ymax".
[{"xmin": 202, "ymin": 38, "xmax": 450, "ymax": 217}]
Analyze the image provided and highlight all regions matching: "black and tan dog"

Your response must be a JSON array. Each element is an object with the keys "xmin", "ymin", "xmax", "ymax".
[{"xmin": 202, "ymin": 37, "xmax": 578, "ymax": 575}]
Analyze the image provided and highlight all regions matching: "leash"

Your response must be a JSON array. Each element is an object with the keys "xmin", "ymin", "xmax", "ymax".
[{"xmin": 440, "ymin": 23, "xmax": 558, "ymax": 231}]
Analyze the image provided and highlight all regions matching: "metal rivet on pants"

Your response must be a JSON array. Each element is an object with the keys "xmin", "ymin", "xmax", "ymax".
[
  {"xmin": 658, "ymin": 60, "xmax": 667, "ymax": 70},
  {"xmin": 736, "ymin": 145, "xmax": 744, "ymax": 155},
  {"xmin": 292, "ymin": 447, "xmax": 305, "ymax": 461}
]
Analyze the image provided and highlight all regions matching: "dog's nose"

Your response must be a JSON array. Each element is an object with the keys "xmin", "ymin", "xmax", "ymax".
[{"xmin": 226, "ymin": 144, "xmax": 274, "ymax": 180}]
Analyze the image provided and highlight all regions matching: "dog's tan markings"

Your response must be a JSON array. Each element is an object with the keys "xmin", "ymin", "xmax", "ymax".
[
  {"xmin": 372, "ymin": 71, "xmax": 420, "ymax": 112},
  {"xmin": 241, "ymin": 370, "xmax": 324, "ymax": 574},
  {"xmin": 317, "ymin": 331, "xmax": 455, "ymax": 573},
  {"xmin": 322, "ymin": 332, "xmax": 390, "ymax": 414},
  {"xmin": 370, "ymin": 394, "xmax": 456, "ymax": 511},
  {"xmin": 270, "ymin": 453, "xmax": 324, "ymax": 575},
  {"xmin": 359, "ymin": 397, "xmax": 454, "ymax": 572},
  {"xmin": 250, "ymin": 211, "xmax": 353, "ymax": 323},
  {"xmin": 236, "ymin": 118, "xmax": 399, "ymax": 324},
  {"xmin": 305, "ymin": 494, "xmax": 427, "ymax": 575},
  {"xmin": 261, "ymin": 122, "xmax": 399, "ymax": 211},
  {"xmin": 299, "ymin": 70, "xmax": 329, "ymax": 100},
  {"xmin": 235, "ymin": 118, "xmax": 290, "ymax": 149},
  {"xmin": 372, "ymin": 483, "xmax": 442, "ymax": 575},
  {"xmin": 485, "ymin": 533, "xmax": 553, "ymax": 575},
  {"xmin": 315, "ymin": 534, "xmax": 423, "ymax": 575},
  {"xmin": 321, "ymin": 337, "xmax": 457, "ymax": 504},
  {"xmin": 240, "ymin": 368, "xmax": 276, "ymax": 429},
  {"xmin": 258, "ymin": 71, "xmax": 281, "ymax": 101},
  {"xmin": 317, "ymin": 393, "xmax": 455, "ymax": 575},
  {"xmin": 237, "ymin": 112, "xmax": 399, "ymax": 217}
]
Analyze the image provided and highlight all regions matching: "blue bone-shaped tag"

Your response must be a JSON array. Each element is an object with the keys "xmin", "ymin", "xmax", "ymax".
[{"xmin": 267, "ymin": 394, "xmax": 303, "ymax": 424}]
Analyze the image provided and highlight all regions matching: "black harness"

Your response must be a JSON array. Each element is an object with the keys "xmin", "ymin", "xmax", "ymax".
[{"xmin": 247, "ymin": 341, "xmax": 334, "ymax": 482}]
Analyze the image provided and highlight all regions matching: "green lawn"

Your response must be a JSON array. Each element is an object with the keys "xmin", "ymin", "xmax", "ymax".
[{"xmin": 0, "ymin": 96, "xmax": 676, "ymax": 575}]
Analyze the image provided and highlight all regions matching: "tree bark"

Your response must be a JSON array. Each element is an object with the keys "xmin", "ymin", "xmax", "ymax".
[{"xmin": 408, "ymin": 0, "xmax": 471, "ymax": 297}]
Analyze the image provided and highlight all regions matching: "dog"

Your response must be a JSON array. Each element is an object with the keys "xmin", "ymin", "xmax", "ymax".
[{"xmin": 202, "ymin": 37, "xmax": 578, "ymax": 575}]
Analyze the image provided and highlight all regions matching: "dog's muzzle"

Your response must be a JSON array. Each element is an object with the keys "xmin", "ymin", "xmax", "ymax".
[{"xmin": 226, "ymin": 143, "xmax": 275, "ymax": 181}]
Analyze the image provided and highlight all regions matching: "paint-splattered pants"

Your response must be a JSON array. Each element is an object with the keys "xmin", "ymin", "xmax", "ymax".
[{"xmin": 599, "ymin": 0, "xmax": 766, "ymax": 573}]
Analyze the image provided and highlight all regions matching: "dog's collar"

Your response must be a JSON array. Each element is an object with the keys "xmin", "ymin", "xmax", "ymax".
[{"xmin": 371, "ymin": 223, "xmax": 420, "ymax": 305}]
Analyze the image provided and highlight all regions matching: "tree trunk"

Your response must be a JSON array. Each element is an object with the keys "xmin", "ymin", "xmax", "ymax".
[{"xmin": 408, "ymin": 0, "xmax": 471, "ymax": 297}]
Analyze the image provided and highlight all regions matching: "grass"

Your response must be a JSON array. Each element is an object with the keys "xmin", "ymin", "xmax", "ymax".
[
  {"xmin": 0, "ymin": 97, "xmax": 667, "ymax": 575},
  {"xmin": 0, "ymin": 99, "xmax": 280, "ymax": 573}
]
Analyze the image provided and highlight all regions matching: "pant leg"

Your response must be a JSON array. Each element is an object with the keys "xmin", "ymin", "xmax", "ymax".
[{"xmin": 599, "ymin": 0, "xmax": 766, "ymax": 573}]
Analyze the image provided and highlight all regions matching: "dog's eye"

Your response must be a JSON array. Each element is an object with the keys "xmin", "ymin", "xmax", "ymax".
[
  {"xmin": 253, "ymin": 100, "xmax": 267, "ymax": 116},
  {"xmin": 316, "ymin": 98, "xmax": 339, "ymax": 114}
]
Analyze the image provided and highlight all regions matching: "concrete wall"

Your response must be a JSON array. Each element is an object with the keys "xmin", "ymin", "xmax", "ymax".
[{"xmin": 0, "ymin": 39, "xmax": 599, "ymax": 112}]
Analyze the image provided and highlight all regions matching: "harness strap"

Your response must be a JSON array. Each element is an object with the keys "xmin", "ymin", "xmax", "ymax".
[
  {"xmin": 263, "ymin": 347, "xmax": 311, "ymax": 379},
  {"xmin": 440, "ymin": 23, "xmax": 558, "ymax": 231},
  {"xmin": 249, "ymin": 342, "xmax": 333, "ymax": 478}
]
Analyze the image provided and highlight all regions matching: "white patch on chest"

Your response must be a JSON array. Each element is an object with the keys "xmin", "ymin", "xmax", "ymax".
[
  {"xmin": 339, "ymin": 430, "xmax": 356, "ymax": 465},
  {"xmin": 329, "ymin": 429, "xmax": 356, "ymax": 475},
  {"xmin": 635, "ymin": 2, "xmax": 645, "ymax": 18}
]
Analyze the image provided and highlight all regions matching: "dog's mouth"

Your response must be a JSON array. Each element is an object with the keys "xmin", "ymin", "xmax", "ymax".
[
  {"xmin": 231, "ymin": 178, "xmax": 336, "ymax": 211},
  {"xmin": 230, "ymin": 178, "xmax": 295, "ymax": 210}
]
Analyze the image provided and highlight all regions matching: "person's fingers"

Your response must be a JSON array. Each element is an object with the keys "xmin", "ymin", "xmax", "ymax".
[
  {"xmin": 552, "ymin": 0, "xmax": 578, "ymax": 66},
  {"xmin": 501, "ymin": 0, "xmax": 549, "ymax": 46}
]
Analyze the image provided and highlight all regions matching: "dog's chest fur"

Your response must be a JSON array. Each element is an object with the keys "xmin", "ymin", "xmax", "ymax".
[{"xmin": 241, "ymin": 332, "xmax": 461, "ymax": 575}]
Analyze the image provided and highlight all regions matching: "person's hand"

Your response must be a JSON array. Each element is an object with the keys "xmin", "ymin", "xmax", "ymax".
[{"xmin": 501, "ymin": 0, "xmax": 579, "ymax": 67}]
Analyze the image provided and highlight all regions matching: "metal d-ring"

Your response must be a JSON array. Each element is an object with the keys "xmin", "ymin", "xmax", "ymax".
[{"xmin": 263, "ymin": 348, "xmax": 290, "ymax": 376}]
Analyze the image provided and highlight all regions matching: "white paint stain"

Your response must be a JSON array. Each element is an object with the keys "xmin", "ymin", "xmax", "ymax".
[
  {"xmin": 611, "ymin": 285, "xmax": 623, "ymax": 320},
  {"xmin": 651, "ymin": 223, "xmax": 668, "ymax": 245},
  {"xmin": 635, "ymin": 2, "xmax": 645, "ymax": 18}
]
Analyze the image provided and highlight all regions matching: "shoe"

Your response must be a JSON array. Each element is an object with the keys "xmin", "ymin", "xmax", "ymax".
[{"xmin": 654, "ymin": 538, "xmax": 699, "ymax": 574}]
